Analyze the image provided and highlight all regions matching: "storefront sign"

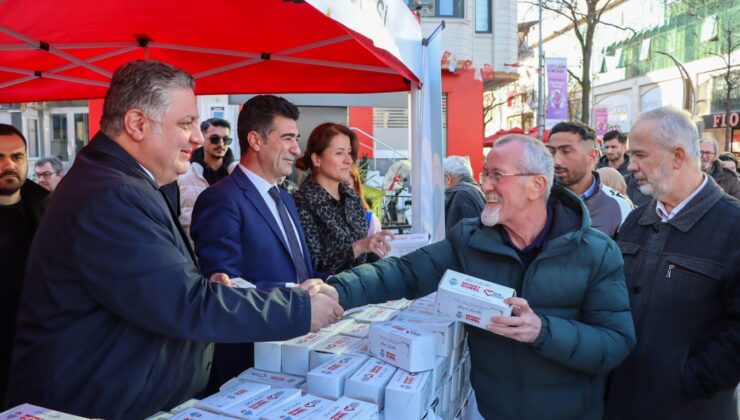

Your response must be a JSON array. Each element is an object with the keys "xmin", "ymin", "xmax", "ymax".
[{"xmin": 703, "ymin": 112, "xmax": 740, "ymax": 129}]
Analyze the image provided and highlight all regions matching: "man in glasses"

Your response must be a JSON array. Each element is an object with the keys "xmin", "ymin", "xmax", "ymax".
[
  {"xmin": 699, "ymin": 138, "xmax": 740, "ymax": 199},
  {"xmin": 33, "ymin": 156, "xmax": 64, "ymax": 193},
  {"xmin": 326, "ymin": 134, "xmax": 635, "ymax": 419},
  {"xmin": 0, "ymin": 123, "xmax": 49, "ymax": 408},
  {"xmin": 178, "ymin": 117, "xmax": 238, "ymax": 242}
]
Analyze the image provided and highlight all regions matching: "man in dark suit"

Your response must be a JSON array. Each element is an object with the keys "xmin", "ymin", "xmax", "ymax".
[
  {"xmin": 190, "ymin": 94, "xmax": 318, "ymax": 389},
  {"xmin": 5, "ymin": 61, "xmax": 342, "ymax": 420}
]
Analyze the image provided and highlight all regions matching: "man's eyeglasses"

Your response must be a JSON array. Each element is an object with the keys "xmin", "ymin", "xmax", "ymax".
[
  {"xmin": 33, "ymin": 171, "xmax": 60, "ymax": 180},
  {"xmin": 207, "ymin": 135, "xmax": 233, "ymax": 145},
  {"xmin": 479, "ymin": 170, "xmax": 541, "ymax": 184},
  {"xmin": 700, "ymin": 151, "xmax": 716, "ymax": 157}
]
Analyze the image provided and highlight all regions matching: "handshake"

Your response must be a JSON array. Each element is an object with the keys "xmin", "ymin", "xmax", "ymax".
[
  {"xmin": 208, "ymin": 274, "xmax": 344, "ymax": 333},
  {"xmin": 298, "ymin": 279, "xmax": 344, "ymax": 333}
]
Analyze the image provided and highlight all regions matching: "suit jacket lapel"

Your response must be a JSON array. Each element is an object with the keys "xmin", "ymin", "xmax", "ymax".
[{"xmin": 231, "ymin": 169, "xmax": 292, "ymax": 254}]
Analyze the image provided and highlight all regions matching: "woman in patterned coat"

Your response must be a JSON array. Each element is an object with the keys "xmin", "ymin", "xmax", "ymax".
[{"xmin": 294, "ymin": 123, "xmax": 392, "ymax": 276}]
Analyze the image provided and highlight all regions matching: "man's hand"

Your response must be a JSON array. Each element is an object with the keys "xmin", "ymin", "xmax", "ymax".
[
  {"xmin": 486, "ymin": 297, "xmax": 542, "ymax": 343},
  {"xmin": 209, "ymin": 272, "xmax": 232, "ymax": 287},
  {"xmin": 310, "ymin": 293, "xmax": 344, "ymax": 332},
  {"xmin": 299, "ymin": 278, "xmax": 339, "ymax": 303}
]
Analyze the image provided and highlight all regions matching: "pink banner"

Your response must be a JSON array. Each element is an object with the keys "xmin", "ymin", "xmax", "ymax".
[
  {"xmin": 546, "ymin": 57, "xmax": 568, "ymax": 124},
  {"xmin": 594, "ymin": 107, "xmax": 609, "ymax": 136}
]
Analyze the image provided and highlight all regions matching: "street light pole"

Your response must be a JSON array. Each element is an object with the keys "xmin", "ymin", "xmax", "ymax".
[{"xmin": 537, "ymin": 0, "xmax": 545, "ymax": 140}]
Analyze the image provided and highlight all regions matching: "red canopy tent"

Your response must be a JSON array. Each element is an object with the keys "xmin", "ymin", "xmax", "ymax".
[{"xmin": 0, "ymin": 0, "xmax": 422, "ymax": 102}]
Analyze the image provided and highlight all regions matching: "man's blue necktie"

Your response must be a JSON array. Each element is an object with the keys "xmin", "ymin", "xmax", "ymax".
[{"xmin": 268, "ymin": 186, "xmax": 309, "ymax": 282}]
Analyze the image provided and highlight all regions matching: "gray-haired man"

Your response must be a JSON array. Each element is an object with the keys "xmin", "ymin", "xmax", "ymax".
[
  {"xmin": 7, "ymin": 60, "xmax": 341, "ymax": 419},
  {"xmin": 33, "ymin": 156, "xmax": 64, "ymax": 193},
  {"xmin": 444, "ymin": 155, "xmax": 485, "ymax": 232},
  {"xmin": 606, "ymin": 107, "xmax": 740, "ymax": 419}
]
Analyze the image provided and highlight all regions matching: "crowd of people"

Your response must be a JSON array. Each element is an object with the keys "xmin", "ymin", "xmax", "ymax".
[{"xmin": 0, "ymin": 59, "xmax": 738, "ymax": 420}]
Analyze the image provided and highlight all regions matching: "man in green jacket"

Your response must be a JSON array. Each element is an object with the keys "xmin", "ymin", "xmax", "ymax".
[{"xmin": 327, "ymin": 134, "xmax": 636, "ymax": 419}]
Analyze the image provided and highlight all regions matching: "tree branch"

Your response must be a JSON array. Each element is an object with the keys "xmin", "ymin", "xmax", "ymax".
[{"xmin": 568, "ymin": 69, "xmax": 583, "ymax": 86}]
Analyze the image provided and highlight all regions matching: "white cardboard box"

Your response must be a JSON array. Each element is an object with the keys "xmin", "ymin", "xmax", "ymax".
[
  {"xmin": 259, "ymin": 394, "xmax": 332, "ymax": 419},
  {"xmin": 346, "ymin": 338, "xmax": 369, "ymax": 356},
  {"xmin": 318, "ymin": 396, "xmax": 379, "ymax": 419},
  {"xmin": 0, "ymin": 404, "xmax": 87, "ymax": 420},
  {"xmin": 168, "ymin": 407, "xmax": 221, "ymax": 420},
  {"xmin": 435, "ymin": 269, "xmax": 515, "ymax": 329},
  {"xmin": 394, "ymin": 315, "xmax": 455, "ymax": 357},
  {"xmin": 169, "ymin": 398, "xmax": 199, "ymax": 414},
  {"xmin": 306, "ymin": 354, "xmax": 368, "ymax": 400},
  {"xmin": 375, "ymin": 298, "xmax": 411, "ymax": 311},
  {"xmin": 344, "ymin": 357, "xmax": 398, "ymax": 409},
  {"xmin": 352, "ymin": 306, "xmax": 399, "ymax": 323},
  {"xmin": 384, "ymin": 369, "xmax": 432, "ymax": 420},
  {"xmin": 388, "ymin": 233, "xmax": 430, "ymax": 257},
  {"xmin": 237, "ymin": 368, "xmax": 305, "ymax": 388},
  {"xmin": 194, "ymin": 381, "xmax": 270, "ymax": 414},
  {"xmin": 320, "ymin": 318, "xmax": 355, "ymax": 334},
  {"xmin": 281, "ymin": 332, "xmax": 333, "ymax": 376},
  {"xmin": 254, "ymin": 341, "xmax": 282, "ymax": 372},
  {"xmin": 368, "ymin": 322, "xmax": 437, "ymax": 372},
  {"xmin": 338, "ymin": 321, "xmax": 371, "ymax": 339},
  {"xmin": 219, "ymin": 388, "xmax": 301, "ymax": 419},
  {"xmin": 144, "ymin": 411, "xmax": 173, "ymax": 420},
  {"xmin": 309, "ymin": 335, "xmax": 365, "ymax": 370}
]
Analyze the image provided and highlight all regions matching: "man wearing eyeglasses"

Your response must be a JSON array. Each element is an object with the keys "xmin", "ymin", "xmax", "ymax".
[
  {"xmin": 327, "ymin": 134, "xmax": 635, "ymax": 420},
  {"xmin": 0, "ymin": 123, "xmax": 49, "ymax": 408},
  {"xmin": 178, "ymin": 117, "xmax": 238, "ymax": 242},
  {"xmin": 699, "ymin": 138, "xmax": 740, "ymax": 199},
  {"xmin": 33, "ymin": 156, "xmax": 64, "ymax": 193}
]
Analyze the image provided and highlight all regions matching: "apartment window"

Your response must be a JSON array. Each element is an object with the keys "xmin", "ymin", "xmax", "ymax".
[
  {"xmin": 25, "ymin": 118, "xmax": 40, "ymax": 158},
  {"xmin": 413, "ymin": 0, "xmax": 464, "ymax": 18},
  {"xmin": 475, "ymin": 0, "xmax": 491, "ymax": 32},
  {"xmin": 51, "ymin": 113, "xmax": 69, "ymax": 161}
]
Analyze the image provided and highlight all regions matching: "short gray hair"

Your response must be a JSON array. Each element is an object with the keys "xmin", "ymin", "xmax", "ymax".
[
  {"xmin": 699, "ymin": 138, "xmax": 719, "ymax": 155},
  {"xmin": 100, "ymin": 60, "xmax": 194, "ymax": 137},
  {"xmin": 633, "ymin": 106, "xmax": 700, "ymax": 163},
  {"xmin": 444, "ymin": 155, "xmax": 474, "ymax": 179},
  {"xmin": 35, "ymin": 156, "xmax": 64, "ymax": 172},
  {"xmin": 493, "ymin": 134, "xmax": 554, "ymax": 200}
]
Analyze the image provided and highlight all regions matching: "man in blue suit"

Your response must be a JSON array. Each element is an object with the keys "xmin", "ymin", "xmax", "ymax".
[
  {"xmin": 191, "ymin": 95, "xmax": 320, "ymax": 388},
  {"xmin": 6, "ymin": 61, "xmax": 342, "ymax": 420}
]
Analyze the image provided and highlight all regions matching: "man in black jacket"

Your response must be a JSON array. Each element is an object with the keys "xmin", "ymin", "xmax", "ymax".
[
  {"xmin": 606, "ymin": 107, "xmax": 740, "ymax": 420},
  {"xmin": 6, "ymin": 60, "xmax": 342, "ymax": 419},
  {"xmin": 0, "ymin": 124, "xmax": 49, "ymax": 408},
  {"xmin": 443, "ymin": 155, "xmax": 484, "ymax": 232}
]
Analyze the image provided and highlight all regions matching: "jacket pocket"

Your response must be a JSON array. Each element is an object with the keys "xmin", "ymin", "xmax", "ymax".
[{"xmin": 663, "ymin": 255, "xmax": 724, "ymax": 282}]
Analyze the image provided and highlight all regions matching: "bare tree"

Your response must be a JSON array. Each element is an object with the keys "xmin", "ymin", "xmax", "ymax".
[{"xmin": 524, "ymin": 0, "xmax": 634, "ymax": 124}]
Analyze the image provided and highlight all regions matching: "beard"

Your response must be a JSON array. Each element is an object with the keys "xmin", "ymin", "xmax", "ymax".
[
  {"xmin": 481, "ymin": 206, "xmax": 501, "ymax": 227},
  {"xmin": 636, "ymin": 164, "xmax": 671, "ymax": 198},
  {"xmin": 701, "ymin": 160, "xmax": 713, "ymax": 172},
  {"xmin": 0, "ymin": 171, "xmax": 23, "ymax": 196}
]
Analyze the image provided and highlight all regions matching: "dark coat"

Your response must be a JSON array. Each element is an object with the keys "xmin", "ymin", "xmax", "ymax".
[
  {"xmin": 444, "ymin": 176, "xmax": 485, "ymax": 232},
  {"xmin": 7, "ymin": 133, "xmax": 312, "ymax": 420},
  {"xmin": 606, "ymin": 177, "xmax": 740, "ymax": 420},
  {"xmin": 0, "ymin": 180, "xmax": 48, "ymax": 406},
  {"xmin": 329, "ymin": 185, "xmax": 635, "ymax": 420},
  {"xmin": 598, "ymin": 153, "xmax": 631, "ymax": 176},
  {"xmin": 191, "ymin": 167, "xmax": 315, "ymax": 286},
  {"xmin": 709, "ymin": 160, "xmax": 740, "ymax": 199}
]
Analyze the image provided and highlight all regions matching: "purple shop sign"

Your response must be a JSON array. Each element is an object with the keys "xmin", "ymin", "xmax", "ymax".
[
  {"xmin": 594, "ymin": 107, "xmax": 609, "ymax": 136},
  {"xmin": 546, "ymin": 57, "xmax": 568, "ymax": 123}
]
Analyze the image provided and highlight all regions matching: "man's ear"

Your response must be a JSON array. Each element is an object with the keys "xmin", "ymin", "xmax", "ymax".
[
  {"xmin": 123, "ymin": 109, "xmax": 147, "ymax": 142},
  {"xmin": 247, "ymin": 131, "xmax": 262, "ymax": 151},
  {"xmin": 672, "ymin": 146, "xmax": 688, "ymax": 169},
  {"xmin": 531, "ymin": 174, "xmax": 549, "ymax": 200}
]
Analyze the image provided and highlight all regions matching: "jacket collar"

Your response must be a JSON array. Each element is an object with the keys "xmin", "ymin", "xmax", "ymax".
[
  {"xmin": 88, "ymin": 132, "xmax": 160, "ymax": 190},
  {"xmin": 637, "ymin": 176, "xmax": 724, "ymax": 233},
  {"xmin": 468, "ymin": 184, "xmax": 588, "ymax": 257}
]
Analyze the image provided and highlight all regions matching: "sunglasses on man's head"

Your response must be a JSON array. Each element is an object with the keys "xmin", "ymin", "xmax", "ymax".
[{"xmin": 208, "ymin": 135, "xmax": 233, "ymax": 145}]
